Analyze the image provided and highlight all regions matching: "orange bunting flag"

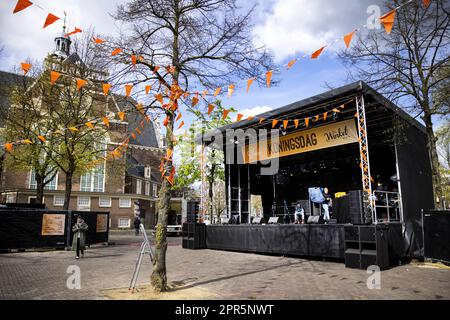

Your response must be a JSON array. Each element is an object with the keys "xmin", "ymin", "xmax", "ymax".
[
  {"xmin": 344, "ymin": 30, "xmax": 356, "ymax": 48},
  {"xmin": 135, "ymin": 128, "xmax": 141, "ymax": 135},
  {"xmin": 272, "ymin": 119, "xmax": 279, "ymax": 129},
  {"xmin": 323, "ymin": 112, "xmax": 328, "ymax": 121},
  {"xmin": 259, "ymin": 118, "xmax": 265, "ymax": 124},
  {"xmin": 111, "ymin": 48, "xmax": 122, "ymax": 56},
  {"xmin": 163, "ymin": 117, "xmax": 169, "ymax": 127},
  {"xmin": 22, "ymin": 139, "xmax": 33, "ymax": 144},
  {"xmin": 176, "ymin": 113, "xmax": 182, "ymax": 122},
  {"xmin": 227, "ymin": 84, "xmax": 235, "ymax": 98},
  {"xmin": 178, "ymin": 121, "xmax": 185, "ymax": 130},
  {"xmin": 93, "ymin": 37, "xmax": 105, "ymax": 44},
  {"xmin": 283, "ymin": 120, "xmax": 289, "ymax": 130},
  {"xmin": 236, "ymin": 114, "xmax": 244, "ymax": 122},
  {"xmin": 246, "ymin": 78, "xmax": 255, "ymax": 93},
  {"xmin": 287, "ymin": 59, "xmax": 298, "ymax": 70},
  {"xmin": 332, "ymin": 108, "xmax": 341, "ymax": 113},
  {"xmin": 102, "ymin": 117, "xmax": 110, "ymax": 128},
  {"xmin": 145, "ymin": 85, "xmax": 152, "ymax": 95},
  {"xmin": 380, "ymin": 10, "xmax": 396, "ymax": 34},
  {"xmin": 222, "ymin": 109, "xmax": 230, "ymax": 120},
  {"xmin": 65, "ymin": 27, "xmax": 82, "ymax": 37},
  {"xmin": 21, "ymin": 62, "xmax": 31, "ymax": 74},
  {"xmin": 5, "ymin": 143, "xmax": 14, "ymax": 153},
  {"xmin": 38, "ymin": 135, "xmax": 46, "ymax": 143},
  {"xmin": 76, "ymin": 78, "xmax": 87, "ymax": 91},
  {"xmin": 247, "ymin": 116, "xmax": 254, "ymax": 121},
  {"xmin": 311, "ymin": 46, "xmax": 325, "ymax": 59},
  {"xmin": 192, "ymin": 96, "xmax": 199, "ymax": 107},
  {"xmin": 294, "ymin": 119, "xmax": 299, "ymax": 129},
  {"xmin": 423, "ymin": 0, "xmax": 431, "ymax": 8},
  {"xmin": 43, "ymin": 13, "xmax": 60, "ymax": 29},
  {"xmin": 102, "ymin": 83, "xmax": 111, "ymax": 96},
  {"xmin": 155, "ymin": 93, "xmax": 164, "ymax": 104},
  {"xmin": 118, "ymin": 111, "xmax": 125, "ymax": 121},
  {"xmin": 131, "ymin": 133, "xmax": 136, "ymax": 140},
  {"xmin": 313, "ymin": 115, "xmax": 320, "ymax": 122},
  {"xmin": 214, "ymin": 87, "xmax": 222, "ymax": 97},
  {"xmin": 207, "ymin": 104, "xmax": 215, "ymax": 115},
  {"xmin": 131, "ymin": 55, "xmax": 137, "ymax": 65},
  {"xmin": 125, "ymin": 84, "xmax": 133, "ymax": 97},
  {"xmin": 305, "ymin": 118, "xmax": 310, "ymax": 127},
  {"xmin": 69, "ymin": 127, "xmax": 79, "ymax": 133},
  {"xmin": 50, "ymin": 71, "xmax": 61, "ymax": 85},
  {"xmin": 266, "ymin": 71, "xmax": 273, "ymax": 88},
  {"xmin": 13, "ymin": 0, "xmax": 33, "ymax": 14},
  {"xmin": 85, "ymin": 122, "xmax": 94, "ymax": 129}
]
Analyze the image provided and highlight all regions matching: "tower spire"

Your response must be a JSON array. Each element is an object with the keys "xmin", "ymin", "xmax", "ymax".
[{"xmin": 53, "ymin": 11, "xmax": 71, "ymax": 58}]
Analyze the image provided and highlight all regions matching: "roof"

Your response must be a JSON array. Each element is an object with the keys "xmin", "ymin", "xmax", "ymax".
[{"xmin": 201, "ymin": 81, "xmax": 426, "ymax": 143}]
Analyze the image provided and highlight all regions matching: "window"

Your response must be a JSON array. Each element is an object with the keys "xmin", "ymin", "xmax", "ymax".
[
  {"xmin": 145, "ymin": 182, "xmax": 150, "ymax": 196},
  {"xmin": 119, "ymin": 198, "xmax": 131, "ymax": 208},
  {"xmin": 54, "ymin": 195, "xmax": 65, "ymax": 207},
  {"xmin": 29, "ymin": 170, "xmax": 57, "ymax": 190},
  {"xmin": 99, "ymin": 197, "xmax": 111, "ymax": 208},
  {"xmin": 144, "ymin": 166, "xmax": 151, "ymax": 178},
  {"xmin": 28, "ymin": 196, "xmax": 44, "ymax": 204},
  {"xmin": 78, "ymin": 196, "xmax": 91, "ymax": 211},
  {"xmin": 136, "ymin": 179, "xmax": 142, "ymax": 195},
  {"xmin": 118, "ymin": 218, "xmax": 130, "ymax": 228},
  {"xmin": 153, "ymin": 184, "xmax": 158, "ymax": 197},
  {"xmin": 81, "ymin": 163, "xmax": 105, "ymax": 192}
]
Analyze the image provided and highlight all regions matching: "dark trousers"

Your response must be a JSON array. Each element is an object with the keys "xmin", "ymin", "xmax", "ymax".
[{"xmin": 76, "ymin": 238, "xmax": 84, "ymax": 257}]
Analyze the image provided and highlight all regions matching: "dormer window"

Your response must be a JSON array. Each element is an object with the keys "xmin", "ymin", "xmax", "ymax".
[{"xmin": 144, "ymin": 166, "xmax": 151, "ymax": 179}]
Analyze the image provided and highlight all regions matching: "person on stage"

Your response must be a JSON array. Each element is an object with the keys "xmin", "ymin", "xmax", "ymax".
[
  {"xmin": 294, "ymin": 203, "xmax": 305, "ymax": 224},
  {"xmin": 322, "ymin": 187, "xmax": 332, "ymax": 223}
]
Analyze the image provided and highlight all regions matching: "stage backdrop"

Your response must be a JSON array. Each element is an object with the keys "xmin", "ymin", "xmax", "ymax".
[{"xmin": 243, "ymin": 119, "xmax": 358, "ymax": 164}]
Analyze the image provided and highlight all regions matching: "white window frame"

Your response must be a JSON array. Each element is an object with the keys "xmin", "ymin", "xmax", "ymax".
[
  {"xmin": 29, "ymin": 169, "xmax": 58, "ymax": 191},
  {"xmin": 77, "ymin": 196, "xmax": 91, "ymax": 211},
  {"xmin": 80, "ymin": 162, "xmax": 106, "ymax": 193},
  {"xmin": 144, "ymin": 166, "xmax": 151, "ymax": 178},
  {"xmin": 145, "ymin": 182, "xmax": 150, "ymax": 196},
  {"xmin": 118, "ymin": 218, "xmax": 130, "ymax": 228},
  {"xmin": 119, "ymin": 198, "xmax": 131, "ymax": 208},
  {"xmin": 136, "ymin": 179, "xmax": 143, "ymax": 195},
  {"xmin": 152, "ymin": 184, "xmax": 158, "ymax": 197},
  {"xmin": 53, "ymin": 195, "xmax": 65, "ymax": 207},
  {"xmin": 99, "ymin": 197, "xmax": 112, "ymax": 208}
]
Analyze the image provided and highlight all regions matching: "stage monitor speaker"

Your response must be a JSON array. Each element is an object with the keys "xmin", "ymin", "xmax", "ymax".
[
  {"xmin": 252, "ymin": 217, "xmax": 263, "ymax": 224},
  {"xmin": 268, "ymin": 217, "xmax": 279, "ymax": 224},
  {"xmin": 221, "ymin": 217, "xmax": 230, "ymax": 224},
  {"xmin": 307, "ymin": 216, "xmax": 320, "ymax": 224}
]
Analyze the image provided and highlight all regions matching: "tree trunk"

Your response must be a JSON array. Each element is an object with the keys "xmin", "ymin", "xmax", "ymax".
[
  {"xmin": 35, "ymin": 173, "xmax": 45, "ymax": 205},
  {"xmin": 423, "ymin": 112, "xmax": 444, "ymax": 209},
  {"xmin": 63, "ymin": 171, "xmax": 73, "ymax": 211}
]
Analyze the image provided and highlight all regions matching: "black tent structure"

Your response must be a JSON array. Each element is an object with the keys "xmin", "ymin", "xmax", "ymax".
[{"xmin": 198, "ymin": 81, "xmax": 434, "ymax": 266}]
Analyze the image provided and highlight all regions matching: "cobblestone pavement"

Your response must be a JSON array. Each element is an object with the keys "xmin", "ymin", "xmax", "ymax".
[{"xmin": 0, "ymin": 233, "xmax": 449, "ymax": 300}]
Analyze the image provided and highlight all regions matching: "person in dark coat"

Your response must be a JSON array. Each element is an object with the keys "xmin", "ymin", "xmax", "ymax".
[
  {"xmin": 72, "ymin": 216, "xmax": 88, "ymax": 259},
  {"xmin": 134, "ymin": 216, "xmax": 141, "ymax": 236}
]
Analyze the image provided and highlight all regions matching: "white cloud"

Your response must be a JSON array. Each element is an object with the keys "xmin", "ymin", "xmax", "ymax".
[
  {"xmin": 253, "ymin": 0, "xmax": 383, "ymax": 62},
  {"xmin": 239, "ymin": 106, "xmax": 273, "ymax": 118}
]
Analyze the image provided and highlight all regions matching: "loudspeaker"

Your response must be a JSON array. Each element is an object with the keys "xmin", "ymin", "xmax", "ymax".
[
  {"xmin": 307, "ymin": 216, "xmax": 320, "ymax": 224},
  {"xmin": 349, "ymin": 190, "xmax": 364, "ymax": 225},
  {"xmin": 423, "ymin": 210, "xmax": 450, "ymax": 263},
  {"xmin": 252, "ymin": 217, "xmax": 263, "ymax": 224},
  {"xmin": 221, "ymin": 217, "xmax": 230, "ymax": 224},
  {"xmin": 268, "ymin": 217, "xmax": 279, "ymax": 224}
]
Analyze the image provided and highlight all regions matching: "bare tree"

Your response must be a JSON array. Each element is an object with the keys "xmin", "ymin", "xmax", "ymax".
[
  {"xmin": 339, "ymin": 0, "xmax": 450, "ymax": 208},
  {"xmin": 113, "ymin": 0, "xmax": 274, "ymax": 292}
]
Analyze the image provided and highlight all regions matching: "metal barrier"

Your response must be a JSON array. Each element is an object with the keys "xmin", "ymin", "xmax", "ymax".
[{"xmin": 372, "ymin": 191, "xmax": 402, "ymax": 223}]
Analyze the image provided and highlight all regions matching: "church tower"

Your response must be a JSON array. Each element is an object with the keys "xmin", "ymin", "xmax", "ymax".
[{"xmin": 53, "ymin": 15, "xmax": 71, "ymax": 58}]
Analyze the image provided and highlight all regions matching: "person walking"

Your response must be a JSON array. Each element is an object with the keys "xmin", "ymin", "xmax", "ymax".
[
  {"xmin": 72, "ymin": 216, "xmax": 88, "ymax": 259},
  {"xmin": 134, "ymin": 216, "xmax": 141, "ymax": 236}
]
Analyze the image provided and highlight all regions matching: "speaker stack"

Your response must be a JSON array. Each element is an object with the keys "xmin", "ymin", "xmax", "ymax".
[
  {"xmin": 182, "ymin": 222, "xmax": 206, "ymax": 249},
  {"xmin": 186, "ymin": 201, "xmax": 200, "ymax": 223},
  {"xmin": 349, "ymin": 190, "xmax": 364, "ymax": 225}
]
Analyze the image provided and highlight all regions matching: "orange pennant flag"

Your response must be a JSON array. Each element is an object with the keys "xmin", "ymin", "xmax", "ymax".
[
  {"xmin": 76, "ymin": 78, "xmax": 87, "ymax": 91},
  {"xmin": 85, "ymin": 122, "xmax": 94, "ymax": 129},
  {"xmin": 145, "ymin": 85, "xmax": 152, "ymax": 95},
  {"xmin": 38, "ymin": 135, "xmax": 46, "ymax": 143},
  {"xmin": 13, "ymin": 0, "xmax": 33, "ymax": 14},
  {"xmin": 246, "ymin": 78, "xmax": 255, "ymax": 93},
  {"xmin": 294, "ymin": 119, "xmax": 299, "ymax": 129},
  {"xmin": 65, "ymin": 27, "xmax": 82, "ymax": 37},
  {"xmin": 266, "ymin": 71, "xmax": 273, "ymax": 88},
  {"xmin": 111, "ymin": 48, "xmax": 122, "ymax": 56},
  {"xmin": 313, "ymin": 115, "xmax": 320, "ymax": 122},
  {"xmin": 207, "ymin": 104, "xmax": 215, "ymax": 115},
  {"xmin": 125, "ymin": 84, "xmax": 133, "ymax": 97},
  {"xmin": 236, "ymin": 114, "xmax": 244, "ymax": 122},
  {"xmin": 192, "ymin": 96, "xmax": 199, "ymax": 107},
  {"xmin": 228, "ymin": 84, "xmax": 235, "ymax": 98},
  {"xmin": 222, "ymin": 109, "xmax": 230, "ymax": 120},
  {"xmin": 50, "ymin": 71, "xmax": 61, "ymax": 85},
  {"xmin": 423, "ymin": 0, "xmax": 431, "ymax": 8},
  {"xmin": 118, "ymin": 111, "xmax": 125, "ymax": 121},
  {"xmin": 43, "ymin": 13, "xmax": 60, "ymax": 29},
  {"xmin": 272, "ymin": 119, "xmax": 279, "ymax": 129},
  {"xmin": 305, "ymin": 118, "xmax": 310, "ymax": 127},
  {"xmin": 311, "ymin": 46, "xmax": 325, "ymax": 59},
  {"xmin": 135, "ymin": 128, "xmax": 141, "ymax": 135},
  {"xmin": 178, "ymin": 121, "xmax": 185, "ymax": 129},
  {"xmin": 332, "ymin": 108, "xmax": 341, "ymax": 113},
  {"xmin": 214, "ymin": 87, "xmax": 222, "ymax": 97},
  {"xmin": 102, "ymin": 83, "xmax": 111, "ymax": 96},
  {"xmin": 131, "ymin": 133, "xmax": 136, "ymax": 140},
  {"xmin": 102, "ymin": 117, "xmax": 110, "ymax": 128},
  {"xmin": 287, "ymin": 59, "xmax": 298, "ymax": 70},
  {"xmin": 323, "ymin": 112, "xmax": 328, "ymax": 121},
  {"xmin": 4, "ymin": 143, "xmax": 13, "ymax": 153},
  {"xmin": 380, "ymin": 10, "xmax": 396, "ymax": 34},
  {"xmin": 155, "ymin": 93, "xmax": 164, "ymax": 104},
  {"xmin": 283, "ymin": 120, "xmax": 289, "ymax": 129},
  {"xmin": 344, "ymin": 30, "xmax": 356, "ymax": 48},
  {"xmin": 176, "ymin": 113, "xmax": 182, "ymax": 122},
  {"xmin": 131, "ymin": 55, "xmax": 137, "ymax": 65},
  {"xmin": 247, "ymin": 116, "xmax": 254, "ymax": 121},
  {"xmin": 93, "ymin": 37, "xmax": 105, "ymax": 44},
  {"xmin": 21, "ymin": 62, "xmax": 31, "ymax": 75},
  {"xmin": 68, "ymin": 127, "xmax": 79, "ymax": 132},
  {"xmin": 259, "ymin": 118, "xmax": 265, "ymax": 124},
  {"xmin": 136, "ymin": 103, "xmax": 145, "ymax": 114},
  {"xmin": 22, "ymin": 139, "xmax": 33, "ymax": 144}
]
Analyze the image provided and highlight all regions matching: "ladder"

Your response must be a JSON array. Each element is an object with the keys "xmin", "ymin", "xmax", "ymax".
[{"xmin": 128, "ymin": 224, "xmax": 154, "ymax": 293}]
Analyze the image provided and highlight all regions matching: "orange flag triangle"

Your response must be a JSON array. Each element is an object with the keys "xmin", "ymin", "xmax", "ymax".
[
  {"xmin": 102, "ymin": 117, "xmax": 110, "ymax": 128},
  {"xmin": 259, "ymin": 118, "xmax": 265, "ymax": 124},
  {"xmin": 125, "ymin": 84, "xmax": 133, "ymax": 97},
  {"xmin": 423, "ymin": 0, "xmax": 431, "ymax": 8},
  {"xmin": 50, "ymin": 71, "xmax": 61, "ymax": 85},
  {"xmin": 178, "ymin": 121, "xmax": 185, "ymax": 130},
  {"xmin": 192, "ymin": 96, "xmax": 199, "ymax": 107},
  {"xmin": 38, "ymin": 135, "xmax": 46, "ymax": 143},
  {"xmin": 294, "ymin": 119, "xmax": 299, "ymax": 129},
  {"xmin": 222, "ymin": 109, "xmax": 230, "ymax": 120},
  {"xmin": 102, "ymin": 83, "xmax": 111, "ymax": 96},
  {"xmin": 85, "ymin": 122, "xmax": 94, "ymax": 129},
  {"xmin": 311, "ymin": 46, "xmax": 325, "ymax": 59},
  {"xmin": 287, "ymin": 59, "xmax": 298, "ymax": 70},
  {"xmin": 43, "ymin": 13, "xmax": 60, "ymax": 29},
  {"xmin": 21, "ymin": 62, "xmax": 31, "ymax": 74},
  {"xmin": 118, "ymin": 111, "xmax": 125, "ymax": 121},
  {"xmin": 76, "ymin": 79, "xmax": 87, "ymax": 91},
  {"xmin": 272, "ymin": 119, "xmax": 279, "ymax": 129},
  {"xmin": 176, "ymin": 113, "xmax": 182, "ymax": 122},
  {"xmin": 236, "ymin": 114, "xmax": 244, "ymax": 122},
  {"xmin": 13, "ymin": 0, "xmax": 33, "ymax": 14},
  {"xmin": 305, "ymin": 118, "xmax": 310, "ymax": 127},
  {"xmin": 228, "ymin": 85, "xmax": 235, "ymax": 98},
  {"xmin": 145, "ymin": 85, "xmax": 152, "ymax": 95},
  {"xmin": 344, "ymin": 30, "xmax": 356, "ymax": 48},
  {"xmin": 131, "ymin": 55, "xmax": 137, "ymax": 65},
  {"xmin": 22, "ymin": 139, "xmax": 33, "ymax": 144},
  {"xmin": 323, "ymin": 112, "xmax": 328, "ymax": 121},
  {"xmin": 207, "ymin": 104, "xmax": 215, "ymax": 115},
  {"xmin": 69, "ymin": 127, "xmax": 79, "ymax": 133},
  {"xmin": 131, "ymin": 133, "xmax": 136, "ymax": 140},
  {"xmin": 111, "ymin": 48, "xmax": 122, "ymax": 56},
  {"xmin": 214, "ymin": 87, "xmax": 222, "ymax": 97},
  {"xmin": 283, "ymin": 120, "xmax": 289, "ymax": 129},
  {"xmin": 246, "ymin": 78, "xmax": 255, "ymax": 93},
  {"xmin": 380, "ymin": 10, "xmax": 396, "ymax": 34},
  {"xmin": 65, "ymin": 27, "xmax": 82, "ymax": 37},
  {"xmin": 93, "ymin": 37, "xmax": 105, "ymax": 44},
  {"xmin": 5, "ymin": 143, "xmax": 14, "ymax": 153},
  {"xmin": 266, "ymin": 71, "xmax": 273, "ymax": 88},
  {"xmin": 155, "ymin": 93, "xmax": 163, "ymax": 104}
]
